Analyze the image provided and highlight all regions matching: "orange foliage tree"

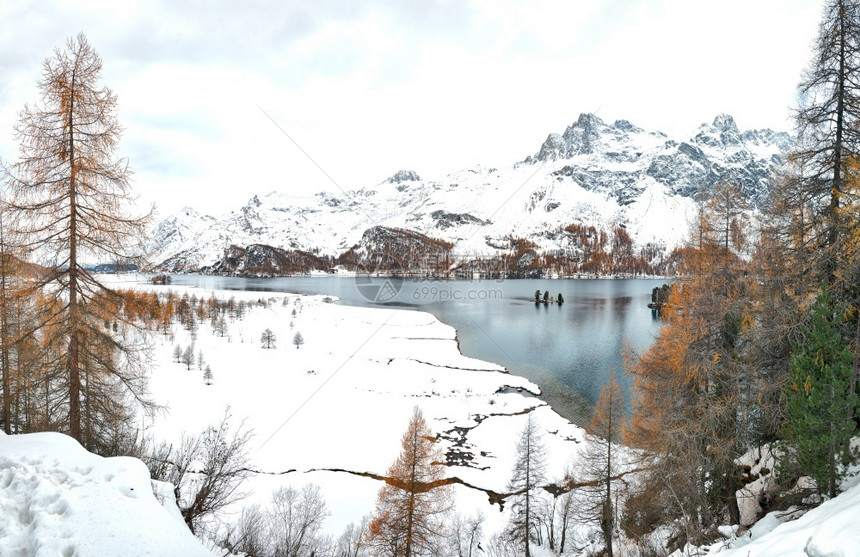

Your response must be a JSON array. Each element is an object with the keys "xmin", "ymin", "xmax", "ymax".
[
  {"xmin": 625, "ymin": 182, "xmax": 755, "ymax": 542},
  {"xmin": 367, "ymin": 406, "xmax": 453, "ymax": 556},
  {"xmin": 5, "ymin": 33, "xmax": 152, "ymax": 447}
]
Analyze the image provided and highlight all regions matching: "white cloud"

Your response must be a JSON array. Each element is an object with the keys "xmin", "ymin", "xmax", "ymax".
[{"xmin": 0, "ymin": 0, "xmax": 824, "ymax": 217}]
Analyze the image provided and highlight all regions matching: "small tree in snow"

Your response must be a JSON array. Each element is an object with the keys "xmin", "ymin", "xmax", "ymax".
[
  {"xmin": 215, "ymin": 315, "xmax": 228, "ymax": 337},
  {"xmin": 186, "ymin": 313, "xmax": 199, "ymax": 340},
  {"xmin": 144, "ymin": 411, "xmax": 252, "ymax": 535},
  {"xmin": 579, "ymin": 373, "xmax": 625, "ymax": 557},
  {"xmin": 506, "ymin": 414, "xmax": 547, "ymax": 556},
  {"xmin": 449, "ymin": 512, "xmax": 484, "ymax": 557},
  {"xmin": 203, "ymin": 365, "xmax": 213, "ymax": 385},
  {"xmin": 293, "ymin": 331, "xmax": 304, "ymax": 349},
  {"xmin": 269, "ymin": 484, "xmax": 331, "ymax": 556},
  {"xmin": 173, "ymin": 344, "xmax": 183, "ymax": 363},
  {"xmin": 261, "ymin": 328, "xmax": 277, "ymax": 349},
  {"xmin": 181, "ymin": 345, "xmax": 195, "ymax": 370},
  {"xmin": 197, "ymin": 350, "xmax": 205, "ymax": 371}
]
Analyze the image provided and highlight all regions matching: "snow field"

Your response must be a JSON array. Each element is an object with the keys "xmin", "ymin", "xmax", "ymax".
[{"xmin": 135, "ymin": 280, "xmax": 588, "ymax": 540}]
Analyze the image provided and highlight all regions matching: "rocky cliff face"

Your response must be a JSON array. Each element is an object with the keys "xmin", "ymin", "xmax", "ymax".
[
  {"xmin": 201, "ymin": 244, "xmax": 330, "ymax": 277},
  {"xmin": 525, "ymin": 113, "xmax": 790, "ymax": 207},
  {"xmin": 146, "ymin": 113, "xmax": 791, "ymax": 276},
  {"xmin": 336, "ymin": 226, "xmax": 453, "ymax": 275}
]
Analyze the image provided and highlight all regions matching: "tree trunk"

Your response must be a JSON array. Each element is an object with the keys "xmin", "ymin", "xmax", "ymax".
[
  {"xmin": 525, "ymin": 434, "xmax": 531, "ymax": 557},
  {"xmin": 406, "ymin": 436, "xmax": 417, "ymax": 557},
  {"xmin": 605, "ymin": 391, "xmax": 614, "ymax": 557},
  {"xmin": 726, "ymin": 469, "xmax": 740, "ymax": 525},
  {"xmin": 67, "ymin": 64, "xmax": 82, "ymax": 442},
  {"xmin": 0, "ymin": 251, "xmax": 9, "ymax": 434},
  {"xmin": 831, "ymin": 1, "xmax": 846, "ymax": 255}
]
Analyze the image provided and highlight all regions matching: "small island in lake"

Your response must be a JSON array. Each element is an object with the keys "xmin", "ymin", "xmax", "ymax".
[{"xmin": 535, "ymin": 289, "xmax": 564, "ymax": 305}]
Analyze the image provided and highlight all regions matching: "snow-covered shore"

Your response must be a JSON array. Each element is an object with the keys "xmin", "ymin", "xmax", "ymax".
[{"xmin": 133, "ymin": 278, "xmax": 588, "ymax": 538}]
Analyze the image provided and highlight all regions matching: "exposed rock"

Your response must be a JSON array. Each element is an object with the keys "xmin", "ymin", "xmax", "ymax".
[
  {"xmin": 430, "ymin": 210, "xmax": 490, "ymax": 229},
  {"xmin": 337, "ymin": 226, "xmax": 453, "ymax": 275},
  {"xmin": 386, "ymin": 169, "xmax": 422, "ymax": 183},
  {"xmin": 201, "ymin": 244, "xmax": 330, "ymax": 277}
]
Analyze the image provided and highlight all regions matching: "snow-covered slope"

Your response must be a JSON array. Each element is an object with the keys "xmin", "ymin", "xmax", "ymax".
[
  {"xmin": 147, "ymin": 114, "xmax": 790, "ymax": 271},
  {"xmin": 0, "ymin": 430, "xmax": 211, "ymax": 556},
  {"xmin": 704, "ymin": 480, "xmax": 860, "ymax": 556}
]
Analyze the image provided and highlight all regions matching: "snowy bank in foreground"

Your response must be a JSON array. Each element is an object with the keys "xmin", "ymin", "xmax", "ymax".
[
  {"xmin": 701, "ymin": 456, "xmax": 860, "ymax": 557},
  {"xmin": 699, "ymin": 481, "xmax": 860, "ymax": 557},
  {"xmin": 0, "ymin": 430, "xmax": 211, "ymax": 557}
]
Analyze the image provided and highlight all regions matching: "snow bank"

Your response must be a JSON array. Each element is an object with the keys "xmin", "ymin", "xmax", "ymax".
[
  {"xmin": 705, "ymin": 445, "xmax": 860, "ymax": 557},
  {"xmin": 0, "ymin": 430, "xmax": 211, "ymax": 557},
  {"xmin": 705, "ymin": 481, "xmax": 860, "ymax": 556}
]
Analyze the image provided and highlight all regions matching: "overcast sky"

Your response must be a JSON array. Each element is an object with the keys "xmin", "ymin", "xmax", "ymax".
[{"xmin": 0, "ymin": 0, "xmax": 824, "ymax": 218}]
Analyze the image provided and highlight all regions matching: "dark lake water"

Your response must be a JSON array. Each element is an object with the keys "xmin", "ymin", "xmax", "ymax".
[{"xmin": 165, "ymin": 274, "xmax": 666, "ymax": 425}]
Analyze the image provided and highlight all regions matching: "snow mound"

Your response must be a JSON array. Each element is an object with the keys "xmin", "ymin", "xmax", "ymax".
[
  {"xmin": 0, "ymin": 431, "xmax": 211, "ymax": 557},
  {"xmin": 709, "ymin": 481, "xmax": 860, "ymax": 557}
]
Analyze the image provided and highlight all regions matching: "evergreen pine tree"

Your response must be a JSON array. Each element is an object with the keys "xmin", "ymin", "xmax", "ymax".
[{"xmin": 781, "ymin": 287, "xmax": 858, "ymax": 498}]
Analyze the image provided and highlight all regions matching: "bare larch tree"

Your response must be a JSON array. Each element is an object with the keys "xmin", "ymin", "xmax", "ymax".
[{"xmin": 5, "ymin": 33, "xmax": 152, "ymax": 444}]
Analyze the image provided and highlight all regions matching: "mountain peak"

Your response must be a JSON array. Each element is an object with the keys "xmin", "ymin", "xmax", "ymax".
[
  {"xmin": 386, "ymin": 170, "xmax": 421, "ymax": 183},
  {"xmin": 613, "ymin": 119, "xmax": 642, "ymax": 133},
  {"xmin": 174, "ymin": 206, "xmax": 214, "ymax": 222},
  {"xmin": 712, "ymin": 113, "xmax": 738, "ymax": 133},
  {"xmin": 531, "ymin": 113, "xmax": 609, "ymax": 162},
  {"xmin": 574, "ymin": 112, "xmax": 604, "ymax": 128}
]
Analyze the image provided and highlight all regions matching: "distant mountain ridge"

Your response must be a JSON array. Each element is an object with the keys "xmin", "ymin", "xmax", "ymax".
[{"xmin": 146, "ymin": 113, "xmax": 791, "ymax": 276}]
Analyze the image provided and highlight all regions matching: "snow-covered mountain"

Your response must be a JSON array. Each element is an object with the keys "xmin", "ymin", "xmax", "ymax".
[{"xmin": 146, "ymin": 113, "xmax": 791, "ymax": 273}]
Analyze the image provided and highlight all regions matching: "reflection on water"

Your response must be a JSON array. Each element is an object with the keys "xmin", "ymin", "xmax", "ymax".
[{"xmin": 165, "ymin": 275, "xmax": 666, "ymax": 425}]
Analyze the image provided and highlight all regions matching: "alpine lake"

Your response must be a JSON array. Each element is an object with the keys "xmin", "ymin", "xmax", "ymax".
[{"xmin": 162, "ymin": 274, "xmax": 667, "ymax": 426}]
